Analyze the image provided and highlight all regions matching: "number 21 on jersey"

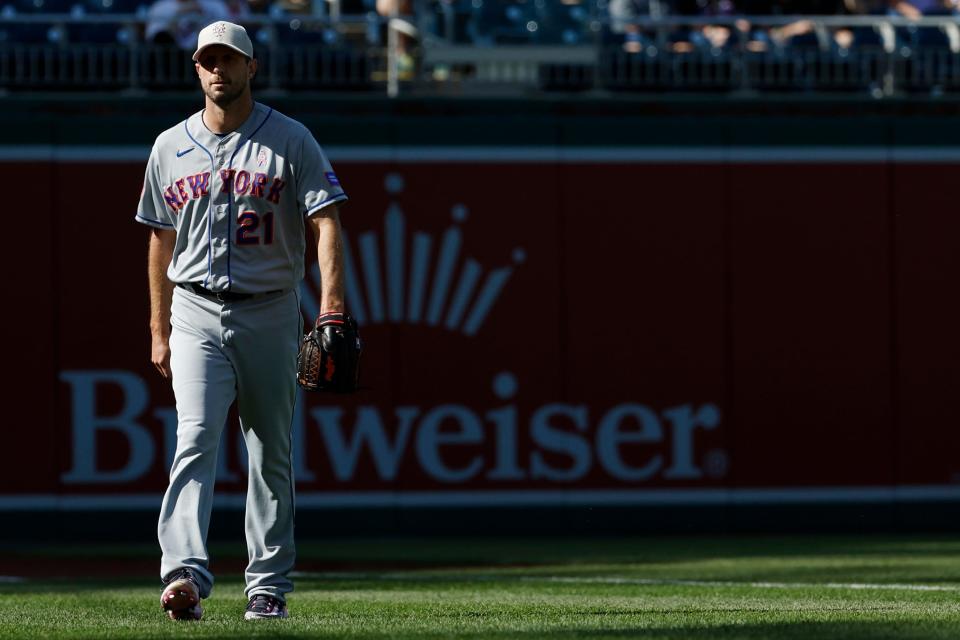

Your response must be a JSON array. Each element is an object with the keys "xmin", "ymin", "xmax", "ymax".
[{"xmin": 236, "ymin": 210, "xmax": 274, "ymax": 245}]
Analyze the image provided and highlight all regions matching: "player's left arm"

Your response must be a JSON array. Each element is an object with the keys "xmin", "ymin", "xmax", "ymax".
[{"xmin": 307, "ymin": 204, "xmax": 345, "ymax": 314}]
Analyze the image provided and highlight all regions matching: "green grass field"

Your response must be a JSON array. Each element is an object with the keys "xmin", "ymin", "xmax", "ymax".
[{"xmin": 3, "ymin": 536, "xmax": 960, "ymax": 639}]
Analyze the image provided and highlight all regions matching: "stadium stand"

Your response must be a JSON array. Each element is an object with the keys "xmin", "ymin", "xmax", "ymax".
[{"xmin": 2, "ymin": 0, "xmax": 960, "ymax": 94}]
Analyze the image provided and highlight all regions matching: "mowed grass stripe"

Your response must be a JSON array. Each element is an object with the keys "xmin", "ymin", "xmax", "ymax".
[
  {"xmin": 1, "ymin": 584, "xmax": 960, "ymax": 639},
  {"xmin": 3, "ymin": 537, "xmax": 960, "ymax": 639}
]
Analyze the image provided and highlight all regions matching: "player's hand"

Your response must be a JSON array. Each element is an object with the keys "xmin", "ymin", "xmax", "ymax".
[{"xmin": 152, "ymin": 335, "xmax": 172, "ymax": 379}]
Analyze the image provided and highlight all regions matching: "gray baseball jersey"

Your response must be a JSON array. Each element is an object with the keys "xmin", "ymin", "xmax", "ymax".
[
  {"xmin": 141, "ymin": 102, "xmax": 346, "ymax": 605},
  {"xmin": 136, "ymin": 101, "xmax": 347, "ymax": 292}
]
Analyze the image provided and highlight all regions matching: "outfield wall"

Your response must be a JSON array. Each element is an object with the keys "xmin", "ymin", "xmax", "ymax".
[{"xmin": 4, "ymin": 97, "xmax": 960, "ymax": 535}]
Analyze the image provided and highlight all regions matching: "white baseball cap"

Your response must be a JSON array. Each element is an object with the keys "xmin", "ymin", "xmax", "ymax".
[{"xmin": 192, "ymin": 21, "xmax": 254, "ymax": 62}]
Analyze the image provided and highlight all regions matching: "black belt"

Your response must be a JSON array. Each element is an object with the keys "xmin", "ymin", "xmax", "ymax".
[{"xmin": 177, "ymin": 282, "xmax": 286, "ymax": 302}]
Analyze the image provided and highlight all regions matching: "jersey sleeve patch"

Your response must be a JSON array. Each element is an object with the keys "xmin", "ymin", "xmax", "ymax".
[{"xmin": 296, "ymin": 131, "xmax": 347, "ymax": 217}]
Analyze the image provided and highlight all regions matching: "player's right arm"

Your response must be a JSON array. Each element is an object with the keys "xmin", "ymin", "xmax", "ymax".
[
  {"xmin": 148, "ymin": 228, "xmax": 176, "ymax": 379},
  {"xmin": 136, "ymin": 142, "xmax": 178, "ymax": 379}
]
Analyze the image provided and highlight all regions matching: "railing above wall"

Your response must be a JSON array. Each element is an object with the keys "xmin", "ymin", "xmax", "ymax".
[
  {"xmin": 4, "ymin": 13, "xmax": 960, "ymax": 97},
  {"xmin": 0, "ymin": 13, "xmax": 384, "ymax": 93}
]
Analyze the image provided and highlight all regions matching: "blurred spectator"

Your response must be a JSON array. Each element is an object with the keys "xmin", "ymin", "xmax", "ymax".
[
  {"xmin": 608, "ymin": 0, "xmax": 655, "ymax": 33},
  {"xmin": 604, "ymin": 0, "xmax": 960, "ymax": 55},
  {"xmin": 274, "ymin": 0, "xmax": 308, "ymax": 15},
  {"xmin": 668, "ymin": 0, "xmax": 752, "ymax": 52},
  {"xmin": 605, "ymin": 0, "xmax": 750, "ymax": 52},
  {"xmin": 690, "ymin": 0, "xmax": 744, "ymax": 48},
  {"xmin": 739, "ymin": 0, "xmax": 841, "ymax": 48},
  {"xmin": 376, "ymin": 0, "xmax": 409, "ymax": 14},
  {"xmin": 377, "ymin": 0, "xmax": 414, "ymax": 75},
  {"xmin": 607, "ymin": 0, "xmax": 654, "ymax": 52},
  {"xmin": 896, "ymin": 0, "xmax": 957, "ymax": 13},
  {"xmin": 609, "ymin": 0, "xmax": 643, "ymax": 28},
  {"xmin": 832, "ymin": 0, "xmax": 930, "ymax": 49},
  {"xmin": 146, "ymin": 0, "xmax": 238, "ymax": 48},
  {"xmin": 225, "ymin": 0, "xmax": 251, "ymax": 18},
  {"xmin": 882, "ymin": 0, "xmax": 960, "ymax": 15},
  {"xmin": 841, "ymin": 0, "xmax": 927, "ymax": 14},
  {"xmin": 686, "ymin": 0, "xmax": 844, "ymax": 50},
  {"xmin": 775, "ymin": 0, "xmax": 845, "ymax": 11}
]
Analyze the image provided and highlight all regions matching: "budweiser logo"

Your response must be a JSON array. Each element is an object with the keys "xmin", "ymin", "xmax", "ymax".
[
  {"xmin": 58, "ymin": 370, "xmax": 726, "ymax": 486},
  {"xmin": 300, "ymin": 174, "xmax": 523, "ymax": 335}
]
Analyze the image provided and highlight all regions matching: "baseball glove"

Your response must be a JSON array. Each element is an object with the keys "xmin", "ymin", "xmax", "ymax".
[{"xmin": 297, "ymin": 312, "xmax": 362, "ymax": 393}]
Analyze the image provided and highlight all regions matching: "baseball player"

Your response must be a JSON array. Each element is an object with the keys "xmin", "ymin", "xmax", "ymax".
[{"xmin": 135, "ymin": 20, "xmax": 348, "ymax": 621}]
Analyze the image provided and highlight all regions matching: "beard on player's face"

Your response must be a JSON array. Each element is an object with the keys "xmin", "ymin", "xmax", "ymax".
[{"xmin": 204, "ymin": 77, "xmax": 248, "ymax": 107}]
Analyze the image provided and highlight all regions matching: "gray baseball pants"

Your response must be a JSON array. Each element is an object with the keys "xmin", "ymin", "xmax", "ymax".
[{"xmin": 158, "ymin": 285, "xmax": 302, "ymax": 602}]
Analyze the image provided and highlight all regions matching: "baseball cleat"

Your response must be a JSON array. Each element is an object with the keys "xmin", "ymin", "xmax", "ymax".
[
  {"xmin": 160, "ymin": 568, "xmax": 203, "ymax": 621},
  {"xmin": 244, "ymin": 594, "xmax": 288, "ymax": 620}
]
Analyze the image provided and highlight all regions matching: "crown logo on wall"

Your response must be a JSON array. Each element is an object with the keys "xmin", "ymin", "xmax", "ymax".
[{"xmin": 300, "ymin": 173, "xmax": 525, "ymax": 336}]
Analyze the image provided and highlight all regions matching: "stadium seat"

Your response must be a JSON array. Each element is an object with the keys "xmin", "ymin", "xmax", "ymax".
[
  {"xmin": 901, "ymin": 11, "xmax": 958, "ymax": 94},
  {"xmin": 0, "ymin": 22, "xmax": 54, "ymax": 42},
  {"xmin": 12, "ymin": 0, "xmax": 74, "ymax": 12},
  {"xmin": 338, "ymin": 0, "xmax": 375, "ymax": 14},
  {"xmin": 426, "ymin": 0, "xmax": 473, "ymax": 44},
  {"xmin": 533, "ymin": 1, "xmax": 589, "ymax": 45},
  {"xmin": 468, "ymin": 0, "xmax": 537, "ymax": 45},
  {"xmin": 275, "ymin": 44, "xmax": 371, "ymax": 90},
  {"xmin": 276, "ymin": 20, "xmax": 330, "ymax": 44},
  {"xmin": 83, "ymin": 0, "xmax": 149, "ymax": 13},
  {"xmin": 66, "ymin": 21, "xmax": 123, "ymax": 43}
]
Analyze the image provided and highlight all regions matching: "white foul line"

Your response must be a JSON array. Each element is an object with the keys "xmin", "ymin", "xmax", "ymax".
[
  {"xmin": 532, "ymin": 576, "xmax": 960, "ymax": 592},
  {"xmin": 288, "ymin": 571, "xmax": 960, "ymax": 592}
]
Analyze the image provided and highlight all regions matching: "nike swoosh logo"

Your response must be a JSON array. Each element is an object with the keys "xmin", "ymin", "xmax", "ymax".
[{"xmin": 176, "ymin": 147, "xmax": 195, "ymax": 158}]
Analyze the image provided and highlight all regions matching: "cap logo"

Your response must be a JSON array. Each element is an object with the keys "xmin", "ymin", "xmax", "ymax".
[{"xmin": 193, "ymin": 21, "xmax": 251, "ymax": 62}]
